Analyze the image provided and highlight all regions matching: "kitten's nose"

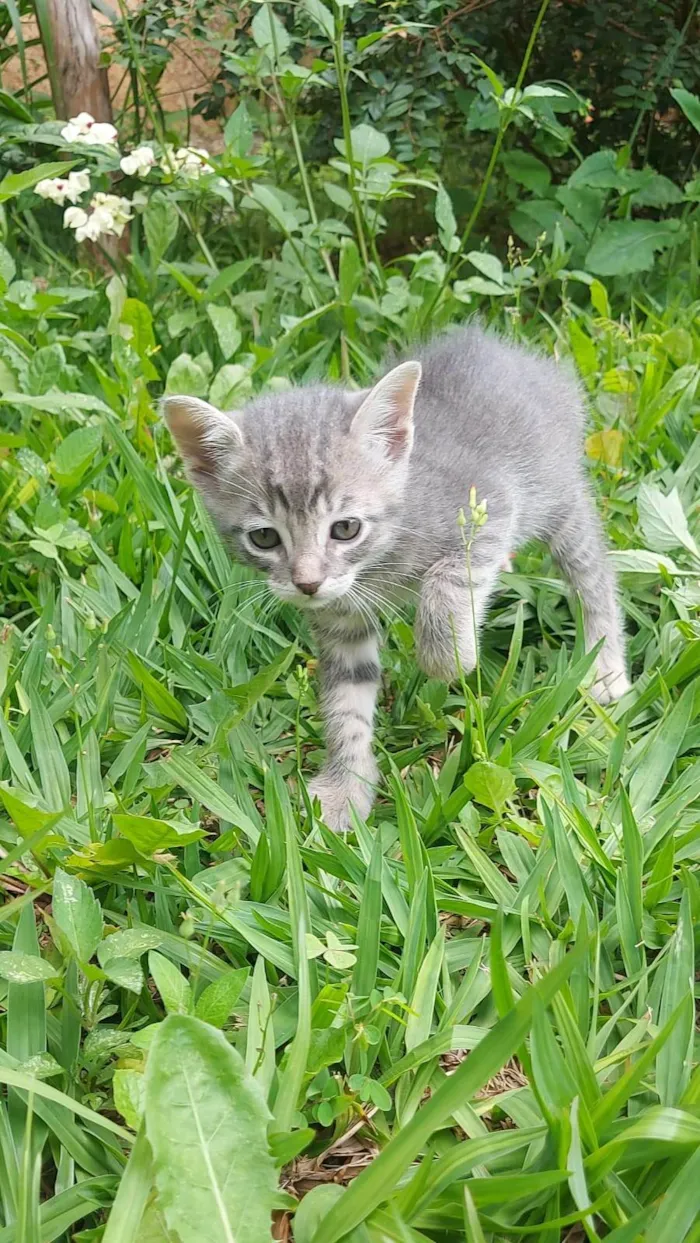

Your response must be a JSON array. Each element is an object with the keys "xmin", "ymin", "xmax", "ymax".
[{"xmin": 294, "ymin": 579, "xmax": 322, "ymax": 596}]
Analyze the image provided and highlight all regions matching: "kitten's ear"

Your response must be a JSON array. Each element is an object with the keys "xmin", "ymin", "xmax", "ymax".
[
  {"xmin": 350, "ymin": 361, "xmax": 421, "ymax": 462},
  {"xmin": 161, "ymin": 395, "xmax": 243, "ymax": 483}
]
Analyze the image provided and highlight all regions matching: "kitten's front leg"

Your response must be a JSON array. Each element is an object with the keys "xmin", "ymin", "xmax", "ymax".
[
  {"xmin": 309, "ymin": 620, "xmax": 381, "ymax": 832},
  {"xmin": 415, "ymin": 547, "xmax": 507, "ymax": 681}
]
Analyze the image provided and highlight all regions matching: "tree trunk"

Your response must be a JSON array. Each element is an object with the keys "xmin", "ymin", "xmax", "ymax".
[
  {"xmin": 42, "ymin": 0, "xmax": 113, "ymax": 123},
  {"xmin": 38, "ymin": 0, "xmax": 129, "ymax": 269}
]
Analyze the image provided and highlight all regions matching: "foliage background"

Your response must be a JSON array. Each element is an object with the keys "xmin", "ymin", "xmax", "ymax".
[{"xmin": 0, "ymin": 1, "xmax": 699, "ymax": 1240}]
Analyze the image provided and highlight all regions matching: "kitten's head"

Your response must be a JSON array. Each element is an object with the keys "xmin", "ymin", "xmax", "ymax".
[{"xmin": 162, "ymin": 361, "xmax": 421, "ymax": 609}]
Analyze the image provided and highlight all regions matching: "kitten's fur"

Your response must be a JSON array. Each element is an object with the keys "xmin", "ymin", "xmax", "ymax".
[{"xmin": 164, "ymin": 324, "xmax": 630, "ymax": 830}]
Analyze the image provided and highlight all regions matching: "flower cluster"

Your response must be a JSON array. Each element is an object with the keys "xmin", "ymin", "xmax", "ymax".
[
  {"xmin": 33, "ymin": 115, "xmax": 215, "ymax": 243},
  {"xmin": 35, "ymin": 169, "xmax": 91, "ymax": 205},
  {"xmin": 166, "ymin": 146, "xmax": 211, "ymax": 178},
  {"xmin": 60, "ymin": 112, "xmax": 118, "ymax": 147},
  {"xmin": 64, "ymin": 194, "xmax": 132, "ymax": 243},
  {"xmin": 119, "ymin": 145, "xmax": 156, "ymax": 178}
]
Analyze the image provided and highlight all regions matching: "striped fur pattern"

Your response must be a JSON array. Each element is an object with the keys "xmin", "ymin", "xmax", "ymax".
[{"xmin": 163, "ymin": 324, "xmax": 629, "ymax": 830}]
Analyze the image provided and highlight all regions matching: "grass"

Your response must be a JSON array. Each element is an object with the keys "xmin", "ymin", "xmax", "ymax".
[{"xmin": 0, "ymin": 250, "xmax": 699, "ymax": 1238}]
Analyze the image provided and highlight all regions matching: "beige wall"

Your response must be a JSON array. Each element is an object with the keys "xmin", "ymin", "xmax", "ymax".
[{"xmin": 2, "ymin": 3, "xmax": 238, "ymax": 149}]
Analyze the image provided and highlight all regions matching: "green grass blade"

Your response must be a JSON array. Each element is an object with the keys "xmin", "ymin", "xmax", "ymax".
[{"xmin": 310, "ymin": 940, "xmax": 585, "ymax": 1242}]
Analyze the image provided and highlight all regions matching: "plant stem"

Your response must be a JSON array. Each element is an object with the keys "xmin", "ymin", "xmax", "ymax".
[
  {"xmin": 265, "ymin": 2, "xmax": 336, "ymax": 292},
  {"xmin": 333, "ymin": 6, "xmax": 371, "ymax": 275},
  {"xmin": 421, "ymin": 0, "xmax": 552, "ymax": 325},
  {"xmin": 289, "ymin": 113, "xmax": 337, "ymax": 286}
]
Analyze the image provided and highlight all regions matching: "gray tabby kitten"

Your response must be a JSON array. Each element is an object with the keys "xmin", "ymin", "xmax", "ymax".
[{"xmin": 163, "ymin": 324, "xmax": 629, "ymax": 831}]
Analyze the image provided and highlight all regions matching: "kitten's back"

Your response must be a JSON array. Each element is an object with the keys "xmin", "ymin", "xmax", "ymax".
[{"xmin": 403, "ymin": 324, "xmax": 588, "ymax": 549}]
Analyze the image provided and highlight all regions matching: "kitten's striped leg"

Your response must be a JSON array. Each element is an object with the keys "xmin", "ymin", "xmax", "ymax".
[{"xmin": 309, "ymin": 620, "xmax": 381, "ymax": 832}]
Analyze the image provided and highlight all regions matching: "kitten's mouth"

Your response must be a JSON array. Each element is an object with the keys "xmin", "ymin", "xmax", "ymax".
[{"xmin": 271, "ymin": 579, "xmax": 353, "ymax": 608}]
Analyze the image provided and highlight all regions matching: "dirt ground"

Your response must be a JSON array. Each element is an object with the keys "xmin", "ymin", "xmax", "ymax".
[{"xmin": 2, "ymin": 2, "xmax": 239, "ymax": 149}]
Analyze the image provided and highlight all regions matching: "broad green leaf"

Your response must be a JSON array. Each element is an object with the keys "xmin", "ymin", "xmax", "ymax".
[
  {"xmin": 245, "ymin": 956, "xmax": 275, "ymax": 1096},
  {"xmin": 144, "ymin": 193, "xmax": 179, "ymax": 265},
  {"xmin": 435, "ymin": 183, "xmax": 458, "ymax": 252},
  {"xmin": 0, "ymin": 784, "xmax": 60, "ymax": 832},
  {"xmin": 112, "ymin": 813, "xmax": 204, "ymax": 855},
  {"xmin": 165, "ymin": 353, "xmax": 209, "ymax": 398},
  {"xmin": 586, "ymin": 219, "xmax": 681, "ymax": 276},
  {"xmin": 120, "ymin": 299, "xmax": 158, "ymax": 379},
  {"xmin": 608, "ymin": 548, "xmax": 679, "ymax": 575},
  {"xmin": 26, "ymin": 343, "xmax": 64, "ymax": 395},
  {"xmin": 294, "ymin": 1186, "xmax": 371, "ymax": 1243},
  {"xmin": 206, "ymin": 305, "xmax": 242, "ymax": 360},
  {"xmin": 0, "ymin": 952, "xmax": 57, "ymax": 983},
  {"xmin": 503, "ymin": 149, "xmax": 551, "ymax": 194},
  {"xmin": 194, "ymin": 968, "xmax": 248, "ymax": 1028},
  {"xmin": 113, "ymin": 1068, "xmax": 146, "ymax": 1131},
  {"xmin": 465, "ymin": 251, "xmax": 505, "ymax": 285},
  {"xmin": 0, "ymin": 161, "xmax": 75, "ymax": 202},
  {"xmin": 144, "ymin": 1015, "xmax": 277, "ymax": 1243},
  {"xmin": 251, "ymin": 4, "xmax": 290, "ymax": 57},
  {"xmin": 339, "ymin": 237, "xmax": 362, "ymax": 303},
  {"xmin": 637, "ymin": 482, "xmax": 699, "ymax": 556},
  {"xmin": 148, "ymin": 952, "xmax": 192, "ymax": 1016},
  {"xmin": 224, "ymin": 102, "xmax": 254, "ymax": 156},
  {"xmin": 463, "ymin": 760, "xmax": 515, "ymax": 812},
  {"xmin": 670, "ymin": 86, "xmax": 700, "ymax": 134},
  {"xmin": 52, "ymin": 426, "xmax": 102, "ymax": 487},
  {"xmin": 98, "ymin": 927, "xmax": 164, "ymax": 965},
  {"xmin": 103, "ymin": 957, "xmax": 144, "ymax": 993},
  {"xmin": 209, "ymin": 363, "xmax": 251, "ymax": 410},
  {"xmin": 586, "ymin": 428, "xmax": 623, "ymax": 465},
  {"xmin": 344, "ymin": 124, "xmax": 390, "ymax": 164},
  {"xmin": 53, "ymin": 868, "xmax": 103, "ymax": 964},
  {"xmin": 302, "ymin": 0, "xmax": 335, "ymax": 40}
]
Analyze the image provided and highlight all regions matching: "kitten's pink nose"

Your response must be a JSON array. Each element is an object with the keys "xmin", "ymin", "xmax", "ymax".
[{"xmin": 294, "ymin": 579, "xmax": 322, "ymax": 596}]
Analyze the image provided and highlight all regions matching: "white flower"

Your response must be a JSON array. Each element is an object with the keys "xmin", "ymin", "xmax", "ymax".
[
  {"xmin": 163, "ymin": 145, "xmax": 210, "ymax": 178},
  {"xmin": 35, "ymin": 168, "xmax": 92, "ymax": 205},
  {"xmin": 69, "ymin": 169, "xmax": 92, "ymax": 197},
  {"xmin": 92, "ymin": 192, "xmax": 133, "ymax": 236},
  {"xmin": 60, "ymin": 112, "xmax": 118, "ymax": 146},
  {"xmin": 120, "ymin": 145, "xmax": 156, "ymax": 177},
  {"xmin": 63, "ymin": 206, "xmax": 101, "ymax": 242},
  {"xmin": 64, "ymin": 206, "xmax": 87, "ymax": 229},
  {"xmin": 63, "ymin": 193, "xmax": 132, "ymax": 242}
]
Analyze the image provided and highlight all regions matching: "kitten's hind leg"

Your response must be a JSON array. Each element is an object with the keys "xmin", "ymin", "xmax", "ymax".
[{"xmin": 549, "ymin": 490, "xmax": 630, "ymax": 704}]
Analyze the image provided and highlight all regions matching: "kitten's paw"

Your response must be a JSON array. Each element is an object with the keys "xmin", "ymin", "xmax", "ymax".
[
  {"xmin": 417, "ymin": 643, "xmax": 476, "ymax": 683},
  {"xmin": 591, "ymin": 665, "xmax": 631, "ymax": 705},
  {"xmin": 309, "ymin": 772, "xmax": 375, "ymax": 833}
]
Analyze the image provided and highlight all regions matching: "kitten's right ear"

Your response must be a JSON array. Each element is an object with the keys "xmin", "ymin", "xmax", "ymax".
[{"xmin": 161, "ymin": 396, "xmax": 243, "ymax": 483}]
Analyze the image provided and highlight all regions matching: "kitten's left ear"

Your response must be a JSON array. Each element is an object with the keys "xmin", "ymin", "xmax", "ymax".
[{"xmin": 350, "ymin": 361, "xmax": 421, "ymax": 462}]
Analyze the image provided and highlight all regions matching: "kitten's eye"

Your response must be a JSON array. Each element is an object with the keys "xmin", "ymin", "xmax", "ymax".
[
  {"xmin": 248, "ymin": 527, "xmax": 281, "ymax": 550},
  {"xmin": 330, "ymin": 518, "xmax": 362, "ymax": 541}
]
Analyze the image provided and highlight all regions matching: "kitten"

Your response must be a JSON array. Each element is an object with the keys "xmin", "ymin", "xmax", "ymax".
[{"xmin": 163, "ymin": 324, "xmax": 630, "ymax": 831}]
